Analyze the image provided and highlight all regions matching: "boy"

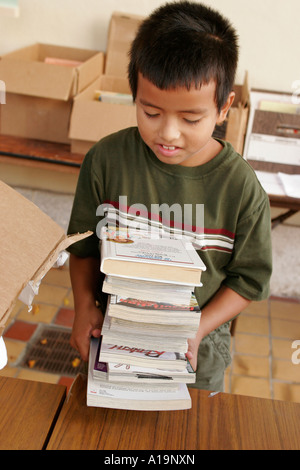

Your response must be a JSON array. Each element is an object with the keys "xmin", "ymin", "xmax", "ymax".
[{"xmin": 67, "ymin": 1, "xmax": 272, "ymax": 392}]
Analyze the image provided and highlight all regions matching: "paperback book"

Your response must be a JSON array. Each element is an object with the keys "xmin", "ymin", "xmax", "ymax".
[
  {"xmin": 98, "ymin": 339, "xmax": 188, "ymax": 371},
  {"xmin": 87, "ymin": 337, "xmax": 192, "ymax": 411},
  {"xmin": 92, "ymin": 339, "xmax": 195, "ymax": 384},
  {"xmin": 106, "ymin": 362, "xmax": 196, "ymax": 384},
  {"xmin": 106, "ymin": 294, "xmax": 201, "ymax": 327},
  {"xmin": 101, "ymin": 312, "xmax": 189, "ymax": 352},
  {"xmin": 102, "ymin": 275, "xmax": 199, "ymax": 305}
]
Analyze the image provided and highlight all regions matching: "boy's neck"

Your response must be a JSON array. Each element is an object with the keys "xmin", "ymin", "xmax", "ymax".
[{"xmin": 179, "ymin": 137, "xmax": 224, "ymax": 167}]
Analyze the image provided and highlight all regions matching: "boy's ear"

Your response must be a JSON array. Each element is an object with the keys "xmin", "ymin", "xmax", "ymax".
[{"xmin": 216, "ymin": 92, "xmax": 235, "ymax": 124}]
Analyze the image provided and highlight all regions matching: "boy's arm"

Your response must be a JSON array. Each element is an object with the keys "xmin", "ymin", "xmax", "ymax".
[
  {"xmin": 186, "ymin": 286, "xmax": 250, "ymax": 371},
  {"xmin": 69, "ymin": 254, "xmax": 104, "ymax": 362}
]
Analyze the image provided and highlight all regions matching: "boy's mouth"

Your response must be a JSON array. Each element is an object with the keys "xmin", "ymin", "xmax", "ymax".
[
  {"xmin": 162, "ymin": 145, "xmax": 176, "ymax": 150},
  {"xmin": 157, "ymin": 143, "xmax": 181, "ymax": 157}
]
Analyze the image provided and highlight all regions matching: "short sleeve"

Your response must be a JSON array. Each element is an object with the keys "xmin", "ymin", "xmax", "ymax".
[
  {"xmin": 67, "ymin": 150, "xmax": 103, "ymax": 258},
  {"xmin": 223, "ymin": 195, "xmax": 272, "ymax": 301}
]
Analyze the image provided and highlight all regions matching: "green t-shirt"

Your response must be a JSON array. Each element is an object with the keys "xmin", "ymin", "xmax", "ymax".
[{"xmin": 67, "ymin": 127, "xmax": 272, "ymax": 308}]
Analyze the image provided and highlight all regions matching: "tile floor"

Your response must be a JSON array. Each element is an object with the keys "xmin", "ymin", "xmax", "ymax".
[{"xmin": 1, "ymin": 186, "xmax": 300, "ymax": 402}]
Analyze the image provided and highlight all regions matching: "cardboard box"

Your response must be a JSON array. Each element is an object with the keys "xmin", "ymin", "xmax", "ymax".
[
  {"xmin": 0, "ymin": 180, "xmax": 92, "ymax": 336},
  {"xmin": 105, "ymin": 12, "xmax": 144, "ymax": 77},
  {"xmin": 69, "ymin": 12, "xmax": 143, "ymax": 154},
  {"xmin": 69, "ymin": 75, "xmax": 137, "ymax": 154},
  {"xmin": 0, "ymin": 43, "xmax": 104, "ymax": 143},
  {"xmin": 217, "ymin": 72, "xmax": 250, "ymax": 155}
]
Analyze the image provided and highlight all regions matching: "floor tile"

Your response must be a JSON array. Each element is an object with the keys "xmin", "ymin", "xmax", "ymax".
[
  {"xmin": 271, "ymin": 318, "xmax": 300, "ymax": 340},
  {"xmin": 273, "ymin": 382, "xmax": 300, "ymax": 403},
  {"xmin": 4, "ymin": 321, "xmax": 37, "ymax": 342},
  {"xmin": 242, "ymin": 300, "xmax": 269, "ymax": 317},
  {"xmin": 4, "ymin": 338, "xmax": 26, "ymax": 364},
  {"xmin": 43, "ymin": 267, "xmax": 72, "ymax": 288},
  {"xmin": 235, "ymin": 314, "xmax": 269, "ymax": 336},
  {"xmin": 232, "ymin": 355, "xmax": 270, "ymax": 378},
  {"xmin": 231, "ymin": 376, "xmax": 271, "ymax": 399},
  {"xmin": 270, "ymin": 299, "xmax": 300, "ymax": 322},
  {"xmin": 54, "ymin": 308, "xmax": 75, "ymax": 328},
  {"xmin": 17, "ymin": 303, "xmax": 58, "ymax": 324},
  {"xmin": 272, "ymin": 359, "xmax": 300, "ymax": 383},
  {"xmin": 272, "ymin": 338, "xmax": 295, "ymax": 360},
  {"xmin": 62, "ymin": 291, "xmax": 74, "ymax": 309},
  {"xmin": 234, "ymin": 333, "xmax": 270, "ymax": 356},
  {"xmin": 34, "ymin": 284, "xmax": 69, "ymax": 306},
  {"xmin": 58, "ymin": 376, "xmax": 75, "ymax": 393},
  {"xmin": 9, "ymin": 300, "xmax": 24, "ymax": 319},
  {"xmin": 32, "ymin": 190, "xmax": 73, "ymax": 232},
  {"xmin": 224, "ymin": 370, "xmax": 230, "ymax": 393}
]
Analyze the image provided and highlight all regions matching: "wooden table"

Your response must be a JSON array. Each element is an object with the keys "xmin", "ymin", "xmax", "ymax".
[
  {"xmin": 46, "ymin": 374, "xmax": 300, "ymax": 451},
  {"xmin": 0, "ymin": 134, "xmax": 84, "ymax": 173},
  {"xmin": 0, "ymin": 376, "xmax": 66, "ymax": 450},
  {"xmin": 249, "ymin": 159, "xmax": 300, "ymax": 227}
]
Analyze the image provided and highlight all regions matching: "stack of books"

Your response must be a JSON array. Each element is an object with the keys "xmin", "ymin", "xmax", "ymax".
[{"xmin": 87, "ymin": 229, "xmax": 206, "ymax": 411}]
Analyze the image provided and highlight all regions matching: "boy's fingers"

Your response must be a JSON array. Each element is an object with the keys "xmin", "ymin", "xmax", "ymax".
[
  {"xmin": 91, "ymin": 328, "xmax": 102, "ymax": 338},
  {"xmin": 70, "ymin": 334, "xmax": 89, "ymax": 362}
]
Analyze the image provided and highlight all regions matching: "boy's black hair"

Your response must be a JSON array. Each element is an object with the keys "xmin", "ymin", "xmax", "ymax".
[{"xmin": 128, "ymin": 1, "xmax": 239, "ymax": 112}]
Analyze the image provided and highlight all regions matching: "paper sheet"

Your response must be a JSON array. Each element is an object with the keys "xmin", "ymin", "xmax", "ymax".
[
  {"xmin": 255, "ymin": 171, "xmax": 285, "ymax": 196},
  {"xmin": 0, "ymin": 337, "xmax": 7, "ymax": 370},
  {"xmin": 256, "ymin": 170, "xmax": 300, "ymax": 199},
  {"xmin": 278, "ymin": 172, "xmax": 300, "ymax": 198}
]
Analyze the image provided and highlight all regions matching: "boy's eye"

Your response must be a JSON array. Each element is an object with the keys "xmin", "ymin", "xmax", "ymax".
[
  {"xmin": 144, "ymin": 111, "xmax": 159, "ymax": 118},
  {"xmin": 184, "ymin": 118, "xmax": 201, "ymax": 125}
]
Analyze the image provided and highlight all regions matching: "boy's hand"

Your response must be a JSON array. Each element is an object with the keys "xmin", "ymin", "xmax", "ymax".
[
  {"xmin": 70, "ymin": 304, "xmax": 103, "ymax": 362},
  {"xmin": 186, "ymin": 337, "xmax": 199, "ymax": 372}
]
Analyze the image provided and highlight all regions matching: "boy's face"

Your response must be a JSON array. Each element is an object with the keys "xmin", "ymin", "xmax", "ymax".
[{"xmin": 136, "ymin": 73, "xmax": 234, "ymax": 167}]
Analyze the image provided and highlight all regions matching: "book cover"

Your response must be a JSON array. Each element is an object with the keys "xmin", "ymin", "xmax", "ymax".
[{"xmin": 98, "ymin": 340, "xmax": 187, "ymax": 370}]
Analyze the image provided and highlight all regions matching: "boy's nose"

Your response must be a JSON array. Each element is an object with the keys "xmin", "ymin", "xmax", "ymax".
[{"xmin": 158, "ymin": 119, "xmax": 180, "ymax": 143}]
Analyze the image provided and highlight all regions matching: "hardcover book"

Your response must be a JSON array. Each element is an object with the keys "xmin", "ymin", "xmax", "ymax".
[{"xmin": 100, "ymin": 229, "xmax": 206, "ymax": 285}]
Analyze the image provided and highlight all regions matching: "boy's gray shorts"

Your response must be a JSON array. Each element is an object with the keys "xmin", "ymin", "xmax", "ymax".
[{"xmin": 188, "ymin": 322, "xmax": 232, "ymax": 392}]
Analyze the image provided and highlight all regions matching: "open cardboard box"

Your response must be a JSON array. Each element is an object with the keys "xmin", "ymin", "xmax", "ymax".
[
  {"xmin": 0, "ymin": 180, "xmax": 92, "ymax": 337},
  {"xmin": 69, "ymin": 12, "xmax": 143, "ymax": 154},
  {"xmin": 0, "ymin": 43, "xmax": 104, "ymax": 143},
  {"xmin": 69, "ymin": 75, "xmax": 137, "ymax": 154}
]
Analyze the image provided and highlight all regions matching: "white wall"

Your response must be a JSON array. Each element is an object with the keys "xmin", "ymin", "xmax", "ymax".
[{"xmin": 0, "ymin": 0, "xmax": 299, "ymax": 93}]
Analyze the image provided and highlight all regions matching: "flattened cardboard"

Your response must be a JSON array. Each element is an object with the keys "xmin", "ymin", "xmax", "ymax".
[
  {"xmin": 0, "ymin": 181, "xmax": 92, "ymax": 336},
  {"xmin": 0, "ymin": 43, "xmax": 104, "ymax": 143}
]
